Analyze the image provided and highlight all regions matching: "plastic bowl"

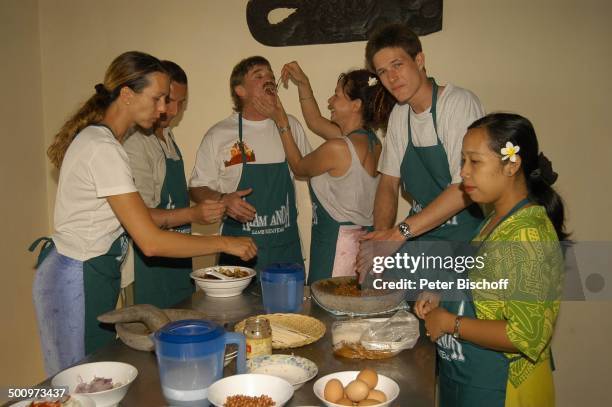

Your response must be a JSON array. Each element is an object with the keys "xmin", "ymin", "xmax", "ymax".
[
  {"xmin": 207, "ymin": 373, "xmax": 294, "ymax": 407},
  {"xmin": 190, "ymin": 266, "xmax": 256, "ymax": 297},
  {"xmin": 51, "ymin": 361, "xmax": 138, "ymax": 407},
  {"xmin": 312, "ymin": 371, "xmax": 399, "ymax": 407}
]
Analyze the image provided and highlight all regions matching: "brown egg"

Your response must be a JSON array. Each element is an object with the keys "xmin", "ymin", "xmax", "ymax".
[
  {"xmin": 357, "ymin": 368, "xmax": 378, "ymax": 389},
  {"xmin": 336, "ymin": 398, "xmax": 355, "ymax": 406},
  {"xmin": 345, "ymin": 379, "xmax": 370, "ymax": 402},
  {"xmin": 358, "ymin": 399, "xmax": 382, "ymax": 406},
  {"xmin": 367, "ymin": 389, "xmax": 387, "ymax": 403},
  {"xmin": 324, "ymin": 378, "xmax": 344, "ymax": 403}
]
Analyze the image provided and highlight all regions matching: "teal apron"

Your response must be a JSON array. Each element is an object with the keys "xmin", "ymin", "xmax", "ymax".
[
  {"xmin": 308, "ymin": 129, "xmax": 378, "ymax": 284},
  {"xmin": 219, "ymin": 114, "xmax": 303, "ymax": 272},
  {"xmin": 399, "ymin": 78, "xmax": 483, "ymax": 242},
  {"xmin": 133, "ymin": 134, "xmax": 194, "ymax": 308},
  {"xmin": 31, "ymin": 234, "xmax": 128, "ymax": 355}
]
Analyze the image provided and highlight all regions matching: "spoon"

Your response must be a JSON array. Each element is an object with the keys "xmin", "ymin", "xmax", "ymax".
[{"xmin": 205, "ymin": 270, "xmax": 233, "ymax": 280}]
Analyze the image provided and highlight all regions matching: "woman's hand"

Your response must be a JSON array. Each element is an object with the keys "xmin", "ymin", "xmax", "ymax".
[
  {"xmin": 280, "ymin": 61, "xmax": 309, "ymax": 88},
  {"xmin": 192, "ymin": 200, "xmax": 226, "ymax": 224},
  {"xmin": 424, "ymin": 307, "xmax": 456, "ymax": 342},
  {"xmin": 414, "ymin": 291, "xmax": 441, "ymax": 319},
  {"xmin": 221, "ymin": 236, "xmax": 257, "ymax": 261}
]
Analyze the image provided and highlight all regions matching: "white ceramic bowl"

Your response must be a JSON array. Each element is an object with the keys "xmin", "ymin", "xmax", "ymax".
[
  {"xmin": 313, "ymin": 371, "xmax": 400, "ymax": 407},
  {"xmin": 191, "ymin": 266, "xmax": 256, "ymax": 297},
  {"xmin": 207, "ymin": 373, "xmax": 294, "ymax": 407},
  {"xmin": 51, "ymin": 361, "xmax": 138, "ymax": 407},
  {"xmin": 247, "ymin": 354, "xmax": 318, "ymax": 390}
]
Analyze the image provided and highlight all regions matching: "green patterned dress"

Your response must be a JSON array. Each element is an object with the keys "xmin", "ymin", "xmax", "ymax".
[{"xmin": 472, "ymin": 205, "xmax": 563, "ymax": 403}]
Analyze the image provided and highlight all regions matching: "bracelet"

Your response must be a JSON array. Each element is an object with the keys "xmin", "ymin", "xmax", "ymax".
[
  {"xmin": 299, "ymin": 95, "xmax": 315, "ymax": 102},
  {"xmin": 452, "ymin": 316, "xmax": 463, "ymax": 339},
  {"xmin": 277, "ymin": 125, "xmax": 291, "ymax": 134}
]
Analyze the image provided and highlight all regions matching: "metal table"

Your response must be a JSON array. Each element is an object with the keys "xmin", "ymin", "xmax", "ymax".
[{"xmin": 34, "ymin": 287, "xmax": 436, "ymax": 406}]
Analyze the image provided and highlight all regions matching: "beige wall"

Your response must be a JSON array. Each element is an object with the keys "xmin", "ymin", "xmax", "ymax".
[
  {"xmin": 3, "ymin": 0, "xmax": 610, "ymax": 405},
  {"xmin": 0, "ymin": 0, "xmax": 47, "ymax": 388}
]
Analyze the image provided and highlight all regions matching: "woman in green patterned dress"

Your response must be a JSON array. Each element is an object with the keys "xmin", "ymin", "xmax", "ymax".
[{"xmin": 416, "ymin": 113, "xmax": 567, "ymax": 407}]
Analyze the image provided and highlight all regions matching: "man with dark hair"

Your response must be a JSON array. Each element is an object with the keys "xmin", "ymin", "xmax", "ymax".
[
  {"xmin": 359, "ymin": 24, "xmax": 502, "ymax": 407},
  {"xmin": 358, "ymin": 23, "xmax": 485, "ymax": 251},
  {"xmin": 190, "ymin": 56, "xmax": 311, "ymax": 271},
  {"xmin": 123, "ymin": 60, "xmax": 225, "ymax": 307}
]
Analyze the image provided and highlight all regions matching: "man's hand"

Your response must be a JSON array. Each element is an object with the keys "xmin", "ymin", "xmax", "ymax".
[
  {"xmin": 221, "ymin": 236, "xmax": 257, "ymax": 261},
  {"xmin": 355, "ymin": 227, "xmax": 406, "ymax": 283},
  {"xmin": 192, "ymin": 200, "xmax": 226, "ymax": 224},
  {"xmin": 253, "ymin": 94, "xmax": 288, "ymax": 127},
  {"xmin": 222, "ymin": 188, "xmax": 256, "ymax": 223}
]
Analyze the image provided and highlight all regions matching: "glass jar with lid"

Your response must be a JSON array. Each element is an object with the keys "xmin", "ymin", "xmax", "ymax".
[{"xmin": 243, "ymin": 316, "xmax": 272, "ymax": 359}]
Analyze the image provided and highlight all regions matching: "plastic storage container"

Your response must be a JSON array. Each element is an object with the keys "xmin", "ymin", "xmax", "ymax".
[
  {"xmin": 260, "ymin": 263, "xmax": 305, "ymax": 313},
  {"xmin": 153, "ymin": 319, "xmax": 246, "ymax": 406}
]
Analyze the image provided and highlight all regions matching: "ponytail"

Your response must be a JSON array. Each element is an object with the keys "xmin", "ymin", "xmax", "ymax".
[
  {"xmin": 47, "ymin": 86, "xmax": 115, "ymax": 169},
  {"xmin": 338, "ymin": 70, "xmax": 395, "ymax": 133}
]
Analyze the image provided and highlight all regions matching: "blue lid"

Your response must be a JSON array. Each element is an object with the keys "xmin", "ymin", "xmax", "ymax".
[
  {"xmin": 154, "ymin": 319, "xmax": 224, "ymax": 344},
  {"xmin": 261, "ymin": 263, "xmax": 305, "ymax": 282}
]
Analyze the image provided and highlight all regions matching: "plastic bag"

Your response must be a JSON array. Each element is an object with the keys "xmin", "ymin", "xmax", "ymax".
[
  {"xmin": 360, "ymin": 310, "xmax": 420, "ymax": 352},
  {"xmin": 331, "ymin": 310, "xmax": 420, "ymax": 359}
]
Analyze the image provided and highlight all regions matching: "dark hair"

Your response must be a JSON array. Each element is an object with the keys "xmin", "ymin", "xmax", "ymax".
[
  {"xmin": 48, "ymin": 51, "xmax": 166, "ymax": 168},
  {"xmin": 161, "ymin": 60, "xmax": 187, "ymax": 85},
  {"xmin": 229, "ymin": 56, "xmax": 271, "ymax": 112},
  {"xmin": 337, "ymin": 69, "xmax": 395, "ymax": 131},
  {"xmin": 468, "ymin": 113, "xmax": 569, "ymax": 240},
  {"xmin": 365, "ymin": 23, "xmax": 422, "ymax": 72}
]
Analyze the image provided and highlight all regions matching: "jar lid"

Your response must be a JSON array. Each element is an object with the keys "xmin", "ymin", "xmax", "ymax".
[
  {"xmin": 154, "ymin": 319, "xmax": 224, "ymax": 344},
  {"xmin": 261, "ymin": 263, "xmax": 305, "ymax": 282}
]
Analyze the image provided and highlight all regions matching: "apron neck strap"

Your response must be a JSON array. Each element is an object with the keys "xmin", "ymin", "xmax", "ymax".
[
  {"xmin": 238, "ymin": 113, "xmax": 248, "ymax": 163},
  {"xmin": 408, "ymin": 77, "xmax": 439, "ymax": 144},
  {"xmin": 480, "ymin": 198, "xmax": 531, "ymax": 243},
  {"xmin": 347, "ymin": 128, "xmax": 379, "ymax": 152}
]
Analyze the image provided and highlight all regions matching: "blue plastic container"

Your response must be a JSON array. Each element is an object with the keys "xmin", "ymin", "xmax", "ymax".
[
  {"xmin": 153, "ymin": 319, "xmax": 245, "ymax": 406},
  {"xmin": 260, "ymin": 263, "xmax": 305, "ymax": 313}
]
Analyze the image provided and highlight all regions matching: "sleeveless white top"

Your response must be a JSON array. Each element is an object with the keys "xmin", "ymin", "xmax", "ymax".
[{"xmin": 310, "ymin": 137, "xmax": 379, "ymax": 226}]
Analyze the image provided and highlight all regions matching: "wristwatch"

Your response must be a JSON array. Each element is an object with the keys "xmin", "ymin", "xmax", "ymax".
[
  {"xmin": 277, "ymin": 124, "xmax": 290, "ymax": 134},
  {"xmin": 398, "ymin": 221, "xmax": 414, "ymax": 240},
  {"xmin": 452, "ymin": 316, "xmax": 463, "ymax": 339}
]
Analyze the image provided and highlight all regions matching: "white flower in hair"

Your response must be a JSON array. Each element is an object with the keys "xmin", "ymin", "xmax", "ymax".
[
  {"xmin": 501, "ymin": 142, "xmax": 520, "ymax": 162},
  {"xmin": 368, "ymin": 76, "xmax": 378, "ymax": 87}
]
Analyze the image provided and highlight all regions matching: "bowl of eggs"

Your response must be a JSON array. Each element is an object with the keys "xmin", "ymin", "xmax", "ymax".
[{"xmin": 312, "ymin": 368, "xmax": 399, "ymax": 406}]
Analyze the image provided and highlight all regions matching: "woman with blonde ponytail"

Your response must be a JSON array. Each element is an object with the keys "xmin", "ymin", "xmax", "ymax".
[{"xmin": 31, "ymin": 51, "xmax": 256, "ymax": 376}]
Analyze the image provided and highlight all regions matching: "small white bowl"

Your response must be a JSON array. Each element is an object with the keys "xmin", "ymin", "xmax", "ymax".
[
  {"xmin": 207, "ymin": 373, "xmax": 294, "ymax": 407},
  {"xmin": 51, "ymin": 361, "xmax": 138, "ymax": 407},
  {"xmin": 247, "ymin": 354, "xmax": 318, "ymax": 390},
  {"xmin": 313, "ymin": 371, "xmax": 399, "ymax": 407},
  {"xmin": 191, "ymin": 266, "xmax": 256, "ymax": 297}
]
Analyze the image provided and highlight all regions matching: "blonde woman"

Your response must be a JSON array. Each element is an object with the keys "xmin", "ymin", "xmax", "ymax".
[{"xmin": 32, "ymin": 51, "xmax": 256, "ymax": 375}]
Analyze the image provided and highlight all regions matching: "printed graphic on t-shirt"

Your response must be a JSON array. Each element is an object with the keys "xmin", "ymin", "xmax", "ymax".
[{"xmin": 224, "ymin": 141, "xmax": 256, "ymax": 167}]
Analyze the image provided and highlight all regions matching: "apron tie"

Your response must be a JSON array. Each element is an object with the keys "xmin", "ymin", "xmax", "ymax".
[{"xmin": 29, "ymin": 237, "xmax": 54, "ymax": 268}]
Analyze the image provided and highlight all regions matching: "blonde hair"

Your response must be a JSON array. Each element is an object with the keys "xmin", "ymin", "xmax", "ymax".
[{"xmin": 47, "ymin": 51, "xmax": 166, "ymax": 168}]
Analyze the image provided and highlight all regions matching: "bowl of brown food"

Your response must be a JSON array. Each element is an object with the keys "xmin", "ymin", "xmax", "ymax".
[
  {"xmin": 310, "ymin": 277, "xmax": 406, "ymax": 316},
  {"xmin": 190, "ymin": 266, "xmax": 256, "ymax": 297}
]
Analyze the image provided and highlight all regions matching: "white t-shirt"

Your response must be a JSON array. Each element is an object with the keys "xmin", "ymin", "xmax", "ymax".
[
  {"xmin": 378, "ymin": 84, "xmax": 485, "ymax": 184},
  {"xmin": 190, "ymin": 112, "xmax": 312, "ymax": 192},
  {"xmin": 52, "ymin": 125, "xmax": 137, "ymax": 261},
  {"xmin": 123, "ymin": 127, "xmax": 181, "ymax": 208}
]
